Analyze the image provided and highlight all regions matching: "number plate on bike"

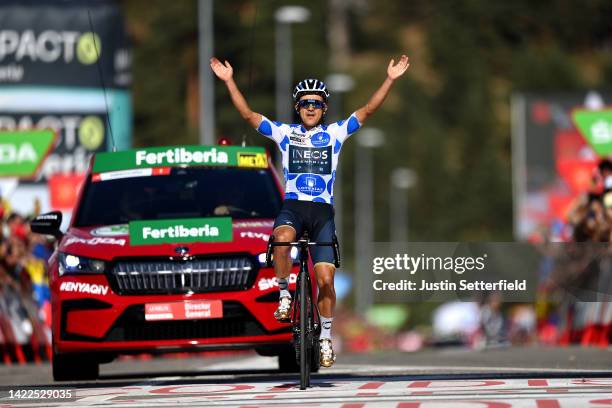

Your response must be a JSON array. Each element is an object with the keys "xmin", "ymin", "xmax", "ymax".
[{"xmin": 145, "ymin": 300, "xmax": 223, "ymax": 321}]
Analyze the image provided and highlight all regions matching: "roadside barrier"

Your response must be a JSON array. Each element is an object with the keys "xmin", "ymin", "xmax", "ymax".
[
  {"xmin": 555, "ymin": 252, "xmax": 612, "ymax": 348},
  {"xmin": 600, "ymin": 301, "xmax": 612, "ymax": 347},
  {"xmin": 581, "ymin": 302, "xmax": 600, "ymax": 346},
  {"xmin": 557, "ymin": 301, "xmax": 612, "ymax": 348},
  {"xmin": 0, "ymin": 286, "xmax": 51, "ymax": 365},
  {"xmin": 583, "ymin": 301, "xmax": 612, "ymax": 347},
  {"xmin": 0, "ymin": 311, "xmax": 26, "ymax": 364}
]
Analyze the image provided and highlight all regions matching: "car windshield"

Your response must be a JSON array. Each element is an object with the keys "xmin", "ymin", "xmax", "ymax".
[{"xmin": 73, "ymin": 167, "xmax": 282, "ymax": 227}]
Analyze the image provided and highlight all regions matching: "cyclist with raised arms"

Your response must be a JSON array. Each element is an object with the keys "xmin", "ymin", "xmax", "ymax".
[{"xmin": 211, "ymin": 55, "xmax": 410, "ymax": 367}]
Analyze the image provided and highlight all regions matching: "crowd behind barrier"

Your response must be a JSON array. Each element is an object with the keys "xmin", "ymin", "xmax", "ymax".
[
  {"xmin": 0, "ymin": 202, "xmax": 53, "ymax": 364},
  {"xmin": 533, "ymin": 158, "xmax": 612, "ymax": 348}
]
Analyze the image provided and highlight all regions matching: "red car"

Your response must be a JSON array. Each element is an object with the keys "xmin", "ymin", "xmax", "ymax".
[{"xmin": 31, "ymin": 145, "xmax": 305, "ymax": 381}]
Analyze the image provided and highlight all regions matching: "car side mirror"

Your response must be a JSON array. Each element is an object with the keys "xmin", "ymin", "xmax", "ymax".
[{"xmin": 30, "ymin": 211, "xmax": 64, "ymax": 240}]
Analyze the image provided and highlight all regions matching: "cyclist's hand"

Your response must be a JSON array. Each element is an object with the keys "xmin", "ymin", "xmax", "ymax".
[
  {"xmin": 210, "ymin": 57, "xmax": 233, "ymax": 81},
  {"xmin": 387, "ymin": 54, "xmax": 410, "ymax": 80}
]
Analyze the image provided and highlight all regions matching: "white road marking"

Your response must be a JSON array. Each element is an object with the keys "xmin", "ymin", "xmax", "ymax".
[{"xmin": 3, "ymin": 376, "xmax": 612, "ymax": 408}]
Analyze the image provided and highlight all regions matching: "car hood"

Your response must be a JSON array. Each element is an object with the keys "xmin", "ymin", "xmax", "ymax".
[{"xmin": 59, "ymin": 219, "xmax": 275, "ymax": 261}]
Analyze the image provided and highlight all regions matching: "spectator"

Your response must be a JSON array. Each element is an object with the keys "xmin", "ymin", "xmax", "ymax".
[{"xmin": 0, "ymin": 206, "xmax": 53, "ymax": 364}]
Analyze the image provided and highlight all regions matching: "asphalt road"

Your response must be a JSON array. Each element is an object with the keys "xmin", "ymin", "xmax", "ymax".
[{"xmin": 0, "ymin": 346, "xmax": 610, "ymax": 407}]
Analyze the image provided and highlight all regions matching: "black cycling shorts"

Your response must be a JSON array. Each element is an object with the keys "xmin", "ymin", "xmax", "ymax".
[{"xmin": 273, "ymin": 199, "xmax": 336, "ymax": 266}]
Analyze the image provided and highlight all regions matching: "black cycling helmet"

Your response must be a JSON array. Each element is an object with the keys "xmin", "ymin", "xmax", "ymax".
[{"xmin": 292, "ymin": 78, "xmax": 330, "ymax": 102}]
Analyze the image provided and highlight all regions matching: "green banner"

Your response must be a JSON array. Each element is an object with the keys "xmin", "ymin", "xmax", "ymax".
[
  {"xmin": 129, "ymin": 217, "xmax": 233, "ymax": 246},
  {"xmin": 0, "ymin": 130, "xmax": 57, "ymax": 178},
  {"xmin": 572, "ymin": 109, "xmax": 612, "ymax": 157},
  {"xmin": 93, "ymin": 145, "xmax": 268, "ymax": 173}
]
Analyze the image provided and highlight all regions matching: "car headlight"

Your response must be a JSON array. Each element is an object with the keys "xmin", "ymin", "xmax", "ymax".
[
  {"xmin": 258, "ymin": 247, "xmax": 299, "ymax": 266},
  {"xmin": 59, "ymin": 253, "xmax": 106, "ymax": 276}
]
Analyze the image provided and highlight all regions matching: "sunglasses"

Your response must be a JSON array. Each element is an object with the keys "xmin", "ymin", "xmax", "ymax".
[{"xmin": 296, "ymin": 99, "xmax": 326, "ymax": 110}]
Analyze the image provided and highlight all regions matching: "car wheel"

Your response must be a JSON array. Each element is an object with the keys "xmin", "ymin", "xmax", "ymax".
[{"xmin": 53, "ymin": 351, "xmax": 99, "ymax": 381}]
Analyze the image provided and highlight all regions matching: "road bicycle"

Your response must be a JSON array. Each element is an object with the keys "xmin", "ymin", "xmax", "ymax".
[{"xmin": 266, "ymin": 232, "xmax": 340, "ymax": 390}]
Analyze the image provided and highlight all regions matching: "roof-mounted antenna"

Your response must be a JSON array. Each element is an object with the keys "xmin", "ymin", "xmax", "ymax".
[{"xmin": 87, "ymin": 9, "xmax": 117, "ymax": 152}]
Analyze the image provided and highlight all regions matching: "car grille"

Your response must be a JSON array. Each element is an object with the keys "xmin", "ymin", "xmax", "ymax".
[{"xmin": 108, "ymin": 256, "xmax": 257, "ymax": 295}]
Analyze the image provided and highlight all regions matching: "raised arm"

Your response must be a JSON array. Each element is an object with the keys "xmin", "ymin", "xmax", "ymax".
[
  {"xmin": 210, "ymin": 57, "xmax": 262, "ymax": 129},
  {"xmin": 354, "ymin": 55, "xmax": 410, "ymax": 124}
]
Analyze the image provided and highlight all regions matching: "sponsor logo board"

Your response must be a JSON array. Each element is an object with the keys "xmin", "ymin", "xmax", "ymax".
[
  {"xmin": 0, "ymin": 113, "xmax": 108, "ymax": 183},
  {"xmin": 257, "ymin": 273, "xmax": 298, "ymax": 291},
  {"xmin": 240, "ymin": 231, "xmax": 270, "ymax": 241},
  {"xmin": 64, "ymin": 236, "xmax": 126, "ymax": 246},
  {"xmin": 92, "ymin": 167, "xmax": 170, "ymax": 182},
  {"xmin": 59, "ymin": 281, "xmax": 109, "ymax": 295},
  {"xmin": 129, "ymin": 217, "xmax": 233, "ymax": 245},
  {"xmin": 0, "ymin": 2, "xmax": 130, "ymax": 88},
  {"xmin": 295, "ymin": 174, "xmax": 326, "ymax": 196},
  {"xmin": 289, "ymin": 135, "xmax": 308, "ymax": 146},
  {"xmin": 93, "ymin": 145, "xmax": 268, "ymax": 173},
  {"xmin": 572, "ymin": 109, "xmax": 612, "ymax": 156},
  {"xmin": 310, "ymin": 131, "xmax": 331, "ymax": 147},
  {"xmin": 91, "ymin": 224, "xmax": 129, "ymax": 237},
  {"xmin": 237, "ymin": 152, "xmax": 268, "ymax": 168},
  {"xmin": 0, "ymin": 129, "xmax": 56, "ymax": 177},
  {"xmin": 145, "ymin": 300, "xmax": 223, "ymax": 321},
  {"xmin": 289, "ymin": 145, "xmax": 332, "ymax": 175}
]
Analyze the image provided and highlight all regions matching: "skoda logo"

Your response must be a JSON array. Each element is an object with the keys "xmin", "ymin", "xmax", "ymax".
[{"xmin": 175, "ymin": 246, "xmax": 190, "ymax": 256}]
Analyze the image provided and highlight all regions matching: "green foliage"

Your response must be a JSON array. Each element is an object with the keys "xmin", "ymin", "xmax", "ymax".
[
  {"xmin": 121, "ymin": 0, "xmax": 198, "ymax": 147},
  {"xmin": 120, "ymin": 0, "xmax": 612, "ymax": 242}
]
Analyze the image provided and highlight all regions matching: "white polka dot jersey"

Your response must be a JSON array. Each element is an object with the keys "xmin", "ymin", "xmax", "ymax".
[{"xmin": 256, "ymin": 113, "xmax": 362, "ymax": 204}]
